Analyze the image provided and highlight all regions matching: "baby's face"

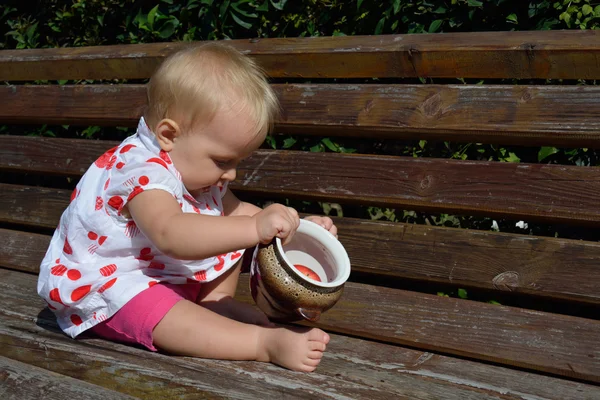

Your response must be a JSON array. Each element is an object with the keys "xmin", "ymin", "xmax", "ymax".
[{"xmin": 168, "ymin": 106, "xmax": 265, "ymax": 196}]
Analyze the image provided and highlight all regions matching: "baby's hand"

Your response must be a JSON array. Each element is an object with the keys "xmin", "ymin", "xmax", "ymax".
[
  {"xmin": 253, "ymin": 204, "xmax": 300, "ymax": 244},
  {"xmin": 304, "ymin": 215, "xmax": 338, "ymax": 237}
]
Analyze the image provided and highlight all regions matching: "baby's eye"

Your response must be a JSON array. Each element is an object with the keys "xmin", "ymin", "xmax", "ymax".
[{"xmin": 215, "ymin": 159, "xmax": 232, "ymax": 168}]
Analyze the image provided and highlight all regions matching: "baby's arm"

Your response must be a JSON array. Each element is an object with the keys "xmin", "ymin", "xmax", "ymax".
[
  {"xmin": 127, "ymin": 189, "xmax": 299, "ymax": 260},
  {"xmin": 223, "ymin": 189, "xmax": 339, "ymax": 237}
]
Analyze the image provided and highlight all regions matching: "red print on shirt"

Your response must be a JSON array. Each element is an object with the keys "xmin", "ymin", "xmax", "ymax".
[
  {"xmin": 49, "ymin": 288, "xmax": 66, "ymax": 306},
  {"xmin": 137, "ymin": 247, "xmax": 154, "ymax": 261},
  {"xmin": 71, "ymin": 285, "xmax": 91, "ymax": 302},
  {"xmin": 94, "ymin": 146, "xmax": 118, "ymax": 169},
  {"xmin": 63, "ymin": 237, "xmax": 73, "ymax": 255},
  {"xmin": 70, "ymin": 188, "xmax": 79, "ymax": 203},
  {"xmin": 194, "ymin": 270, "xmax": 207, "ymax": 281},
  {"xmin": 95, "ymin": 196, "xmax": 104, "ymax": 211},
  {"xmin": 159, "ymin": 150, "xmax": 173, "ymax": 165},
  {"xmin": 119, "ymin": 144, "xmax": 136, "ymax": 154},
  {"xmin": 214, "ymin": 254, "xmax": 226, "ymax": 271},
  {"xmin": 98, "ymin": 278, "xmax": 117, "ymax": 293},
  {"xmin": 125, "ymin": 220, "xmax": 140, "ymax": 238},
  {"xmin": 87, "ymin": 231, "xmax": 108, "ymax": 254},
  {"xmin": 147, "ymin": 157, "xmax": 169, "ymax": 170},
  {"xmin": 99, "ymin": 264, "xmax": 117, "ymax": 277}
]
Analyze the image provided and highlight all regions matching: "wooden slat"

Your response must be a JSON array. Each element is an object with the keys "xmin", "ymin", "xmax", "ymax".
[
  {"xmin": 1, "ymin": 31, "xmax": 599, "ymax": 80},
  {"xmin": 0, "ymin": 185, "xmax": 67, "ymax": 229},
  {"xmin": 1, "ymin": 270, "xmax": 598, "ymax": 399},
  {"xmin": 3, "ymin": 84, "xmax": 600, "ymax": 147},
  {"xmin": 0, "ymin": 356, "xmax": 137, "ymax": 400},
  {"xmin": 3, "ymin": 202, "xmax": 600, "ymax": 309},
  {"xmin": 2, "ymin": 136, "xmax": 600, "ymax": 225}
]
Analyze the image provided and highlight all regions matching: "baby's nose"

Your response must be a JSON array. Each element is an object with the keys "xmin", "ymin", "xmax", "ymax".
[{"xmin": 222, "ymin": 168, "xmax": 236, "ymax": 182}]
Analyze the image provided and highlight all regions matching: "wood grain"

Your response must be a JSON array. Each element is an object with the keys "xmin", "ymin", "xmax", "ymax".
[
  {"xmin": 3, "ymin": 83, "xmax": 600, "ymax": 147},
  {"xmin": 3, "ymin": 178, "xmax": 600, "ymax": 306},
  {"xmin": 0, "ymin": 356, "xmax": 137, "ymax": 400},
  {"xmin": 0, "ymin": 184, "xmax": 67, "ymax": 229},
  {"xmin": 1, "ymin": 269, "xmax": 598, "ymax": 399},
  {"xmin": 2, "ymin": 136, "xmax": 600, "ymax": 224},
  {"xmin": 1, "ymin": 31, "xmax": 599, "ymax": 80}
]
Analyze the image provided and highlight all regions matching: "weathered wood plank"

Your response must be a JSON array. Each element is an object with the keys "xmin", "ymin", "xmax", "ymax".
[
  {"xmin": 2, "ymin": 252, "xmax": 599, "ymax": 383},
  {"xmin": 3, "ymin": 199, "xmax": 600, "ymax": 309},
  {"xmin": 0, "ymin": 185, "xmax": 67, "ymax": 229},
  {"xmin": 3, "ymin": 84, "xmax": 600, "ymax": 147},
  {"xmin": 1, "ymin": 269, "xmax": 598, "ymax": 399},
  {"xmin": 2, "ymin": 137, "xmax": 600, "ymax": 224},
  {"xmin": 0, "ymin": 355, "xmax": 138, "ymax": 400},
  {"xmin": 3, "ymin": 178, "xmax": 600, "ymax": 306},
  {"xmin": 1, "ymin": 31, "xmax": 599, "ymax": 80}
]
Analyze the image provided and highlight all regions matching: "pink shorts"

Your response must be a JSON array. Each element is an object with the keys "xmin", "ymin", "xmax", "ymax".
[{"xmin": 90, "ymin": 282, "xmax": 202, "ymax": 351}]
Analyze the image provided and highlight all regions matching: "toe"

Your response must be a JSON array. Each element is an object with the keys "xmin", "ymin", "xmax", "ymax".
[
  {"xmin": 307, "ymin": 328, "xmax": 328, "ymax": 342},
  {"xmin": 305, "ymin": 357, "xmax": 321, "ymax": 367},
  {"xmin": 301, "ymin": 364, "xmax": 317, "ymax": 373},
  {"xmin": 309, "ymin": 340, "xmax": 326, "ymax": 352},
  {"xmin": 308, "ymin": 350, "xmax": 323, "ymax": 360}
]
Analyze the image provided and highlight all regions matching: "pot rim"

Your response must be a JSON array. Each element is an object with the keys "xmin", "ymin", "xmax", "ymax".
[{"xmin": 275, "ymin": 219, "xmax": 351, "ymax": 288}]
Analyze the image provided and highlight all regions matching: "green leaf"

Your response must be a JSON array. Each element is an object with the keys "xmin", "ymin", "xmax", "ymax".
[
  {"xmin": 504, "ymin": 152, "xmax": 520, "ymax": 163},
  {"xmin": 582, "ymin": 4, "xmax": 593, "ymax": 15},
  {"xmin": 157, "ymin": 18, "xmax": 179, "ymax": 38},
  {"xmin": 310, "ymin": 144, "xmax": 324, "ymax": 152},
  {"xmin": 265, "ymin": 135, "xmax": 276, "ymax": 149},
  {"xmin": 231, "ymin": 12, "xmax": 252, "ymax": 29},
  {"xmin": 393, "ymin": 0, "xmax": 401, "ymax": 14},
  {"xmin": 374, "ymin": 17, "xmax": 385, "ymax": 34},
  {"xmin": 506, "ymin": 13, "xmax": 518, "ymax": 24},
  {"xmin": 457, "ymin": 288, "xmax": 468, "ymax": 299},
  {"xmin": 538, "ymin": 146, "xmax": 559, "ymax": 161},
  {"xmin": 219, "ymin": 0, "xmax": 230, "ymax": 20},
  {"xmin": 282, "ymin": 137, "xmax": 296, "ymax": 148},
  {"xmin": 467, "ymin": 0, "xmax": 483, "ymax": 6},
  {"xmin": 429, "ymin": 19, "xmax": 443, "ymax": 32},
  {"xmin": 357, "ymin": 0, "xmax": 364, "ymax": 10},
  {"xmin": 488, "ymin": 300, "xmax": 502, "ymax": 305},
  {"xmin": 257, "ymin": 1, "xmax": 268, "ymax": 11},
  {"xmin": 321, "ymin": 138, "xmax": 340, "ymax": 152},
  {"xmin": 270, "ymin": 0, "xmax": 287, "ymax": 11},
  {"xmin": 148, "ymin": 5, "xmax": 159, "ymax": 29},
  {"xmin": 231, "ymin": 3, "xmax": 257, "ymax": 18}
]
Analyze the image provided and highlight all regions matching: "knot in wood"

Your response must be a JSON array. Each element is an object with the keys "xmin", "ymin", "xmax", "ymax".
[
  {"xmin": 519, "ymin": 90, "xmax": 532, "ymax": 103},
  {"xmin": 420, "ymin": 175, "xmax": 433, "ymax": 190},
  {"xmin": 420, "ymin": 92, "xmax": 442, "ymax": 118},
  {"xmin": 492, "ymin": 271, "xmax": 519, "ymax": 291}
]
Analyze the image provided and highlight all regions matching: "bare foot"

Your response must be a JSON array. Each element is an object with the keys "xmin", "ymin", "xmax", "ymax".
[{"xmin": 256, "ymin": 326, "xmax": 330, "ymax": 372}]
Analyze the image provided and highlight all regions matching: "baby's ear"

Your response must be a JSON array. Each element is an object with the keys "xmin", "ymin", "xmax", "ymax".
[{"xmin": 155, "ymin": 119, "xmax": 180, "ymax": 151}]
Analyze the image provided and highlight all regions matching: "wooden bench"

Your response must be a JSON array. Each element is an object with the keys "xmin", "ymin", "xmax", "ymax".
[{"xmin": 1, "ymin": 30, "xmax": 600, "ymax": 398}]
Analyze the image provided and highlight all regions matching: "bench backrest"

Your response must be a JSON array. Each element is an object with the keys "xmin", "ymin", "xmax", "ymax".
[{"xmin": 1, "ymin": 30, "xmax": 599, "ymax": 383}]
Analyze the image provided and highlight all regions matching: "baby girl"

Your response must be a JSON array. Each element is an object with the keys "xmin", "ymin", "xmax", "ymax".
[{"xmin": 38, "ymin": 42, "xmax": 336, "ymax": 372}]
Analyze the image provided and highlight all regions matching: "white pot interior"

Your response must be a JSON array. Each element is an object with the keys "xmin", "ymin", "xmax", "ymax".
[{"xmin": 276, "ymin": 219, "xmax": 351, "ymax": 288}]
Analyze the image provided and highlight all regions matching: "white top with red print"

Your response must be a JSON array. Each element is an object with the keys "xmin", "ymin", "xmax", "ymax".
[{"xmin": 37, "ymin": 118, "xmax": 245, "ymax": 338}]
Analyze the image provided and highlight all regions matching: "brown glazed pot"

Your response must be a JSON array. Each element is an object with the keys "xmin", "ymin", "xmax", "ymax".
[{"xmin": 250, "ymin": 219, "xmax": 351, "ymax": 322}]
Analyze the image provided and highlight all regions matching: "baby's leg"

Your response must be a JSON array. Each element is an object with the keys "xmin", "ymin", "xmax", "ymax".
[
  {"xmin": 196, "ymin": 257, "xmax": 271, "ymax": 326},
  {"xmin": 152, "ymin": 299, "xmax": 330, "ymax": 372}
]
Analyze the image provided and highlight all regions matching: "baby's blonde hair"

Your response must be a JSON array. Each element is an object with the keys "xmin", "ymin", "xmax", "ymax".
[{"xmin": 145, "ymin": 42, "xmax": 279, "ymax": 137}]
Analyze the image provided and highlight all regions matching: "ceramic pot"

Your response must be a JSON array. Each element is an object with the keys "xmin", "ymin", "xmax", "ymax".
[{"xmin": 250, "ymin": 219, "xmax": 351, "ymax": 322}]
